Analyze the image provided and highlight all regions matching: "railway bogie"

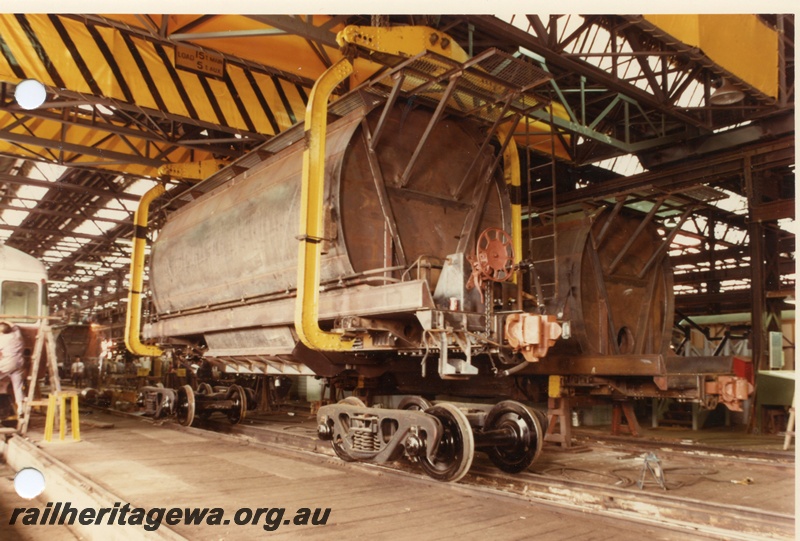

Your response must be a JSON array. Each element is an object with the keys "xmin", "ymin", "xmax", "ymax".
[
  {"xmin": 138, "ymin": 382, "xmax": 254, "ymax": 427},
  {"xmin": 317, "ymin": 397, "xmax": 545, "ymax": 482}
]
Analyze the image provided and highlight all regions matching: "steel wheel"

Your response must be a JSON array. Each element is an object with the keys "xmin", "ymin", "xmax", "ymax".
[
  {"xmin": 226, "ymin": 384, "xmax": 247, "ymax": 425},
  {"xmin": 176, "ymin": 385, "xmax": 195, "ymax": 427},
  {"xmin": 419, "ymin": 402, "xmax": 474, "ymax": 482},
  {"xmin": 532, "ymin": 407, "xmax": 549, "ymax": 436},
  {"xmin": 484, "ymin": 400, "xmax": 542, "ymax": 473},
  {"xmin": 339, "ymin": 396, "xmax": 366, "ymax": 407},
  {"xmin": 398, "ymin": 396, "xmax": 432, "ymax": 411},
  {"xmin": 195, "ymin": 383, "xmax": 213, "ymax": 421}
]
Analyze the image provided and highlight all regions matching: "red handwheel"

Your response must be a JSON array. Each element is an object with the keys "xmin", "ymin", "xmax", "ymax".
[{"xmin": 476, "ymin": 228, "xmax": 515, "ymax": 282}]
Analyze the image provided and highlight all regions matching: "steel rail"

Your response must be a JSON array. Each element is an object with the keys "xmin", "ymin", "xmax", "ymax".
[
  {"xmin": 78, "ymin": 405, "xmax": 795, "ymax": 540},
  {"xmin": 193, "ymin": 411, "xmax": 795, "ymax": 541}
]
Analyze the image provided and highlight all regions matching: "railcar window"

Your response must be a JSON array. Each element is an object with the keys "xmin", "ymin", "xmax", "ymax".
[{"xmin": 1, "ymin": 280, "xmax": 39, "ymax": 322}]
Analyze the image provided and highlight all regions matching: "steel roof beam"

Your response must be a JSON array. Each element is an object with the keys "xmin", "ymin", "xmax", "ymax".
[
  {"xmin": 0, "ymin": 103, "xmax": 249, "ymax": 156},
  {"xmin": 751, "ymin": 199, "xmax": 796, "ymax": 222},
  {"xmin": 0, "ymin": 202, "xmax": 131, "ymax": 226},
  {"xmin": 638, "ymin": 112, "xmax": 795, "ymax": 168},
  {"xmin": 0, "ymin": 130, "xmax": 165, "ymax": 168},
  {"xmin": 674, "ymin": 291, "xmax": 753, "ymax": 313},
  {"xmin": 524, "ymin": 104, "xmax": 688, "ymax": 157},
  {"xmin": 674, "ymin": 259, "xmax": 795, "ymax": 285},
  {"xmin": 50, "ymin": 87, "xmax": 269, "ymax": 144},
  {"xmin": 246, "ymin": 15, "xmax": 340, "ymax": 48},
  {"xmin": 466, "ymin": 15, "xmax": 713, "ymax": 131},
  {"xmin": 0, "ymin": 171, "xmax": 141, "ymax": 201},
  {"xmin": 557, "ymin": 135, "xmax": 794, "ymax": 205},
  {"xmin": 67, "ymin": 14, "xmax": 317, "ymax": 87},
  {"xmin": 169, "ymin": 28, "xmax": 287, "ymax": 42},
  {"xmin": 672, "ymin": 236, "xmax": 794, "ymax": 268},
  {"xmin": 0, "ymin": 223, "xmax": 112, "ymax": 242}
]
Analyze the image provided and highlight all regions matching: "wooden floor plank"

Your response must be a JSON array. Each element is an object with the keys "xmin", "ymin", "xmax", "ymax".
[{"xmin": 4, "ymin": 410, "xmax": 787, "ymax": 541}]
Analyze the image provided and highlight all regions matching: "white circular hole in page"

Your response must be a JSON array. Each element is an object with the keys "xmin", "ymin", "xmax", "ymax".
[
  {"xmin": 15, "ymin": 79, "xmax": 47, "ymax": 110},
  {"xmin": 14, "ymin": 467, "xmax": 46, "ymax": 499}
]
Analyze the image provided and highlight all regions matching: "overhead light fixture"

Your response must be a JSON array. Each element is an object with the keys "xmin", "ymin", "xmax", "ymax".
[
  {"xmin": 710, "ymin": 79, "xmax": 745, "ymax": 106},
  {"xmin": 14, "ymin": 79, "xmax": 47, "ymax": 110}
]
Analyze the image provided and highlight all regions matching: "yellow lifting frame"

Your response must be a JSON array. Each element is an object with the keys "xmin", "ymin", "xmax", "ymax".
[
  {"xmin": 125, "ymin": 183, "xmax": 165, "ymax": 357},
  {"xmin": 158, "ymin": 160, "xmax": 228, "ymax": 181},
  {"xmin": 337, "ymin": 25, "xmax": 469, "ymax": 62},
  {"xmin": 295, "ymin": 57, "xmax": 358, "ymax": 352}
]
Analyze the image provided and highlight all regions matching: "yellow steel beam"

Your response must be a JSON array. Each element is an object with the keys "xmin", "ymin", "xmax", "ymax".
[
  {"xmin": 295, "ymin": 57, "xmax": 361, "ymax": 352},
  {"xmin": 0, "ymin": 14, "xmax": 308, "ymax": 141},
  {"xmin": 0, "ymin": 15, "xmax": 574, "ymax": 173},
  {"xmin": 645, "ymin": 15, "xmax": 778, "ymax": 99},
  {"xmin": 0, "ymin": 111, "xmax": 213, "ymax": 177},
  {"xmin": 513, "ymin": 115, "xmax": 573, "ymax": 162},
  {"xmin": 337, "ymin": 25, "xmax": 469, "ymax": 62},
  {"xmin": 125, "ymin": 183, "xmax": 165, "ymax": 358},
  {"xmin": 158, "ymin": 160, "xmax": 228, "ymax": 181},
  {"xmin": 111, "ymin": 14, "xmax": 343, "ymax": 82}
]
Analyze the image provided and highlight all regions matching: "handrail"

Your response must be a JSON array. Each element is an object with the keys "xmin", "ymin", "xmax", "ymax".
[{"xmin": 125, "ymin": 183, "xmax": 165, "ymax": 357}]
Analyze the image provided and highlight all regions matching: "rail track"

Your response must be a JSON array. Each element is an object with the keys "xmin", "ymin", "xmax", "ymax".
[
  {"xmin": 185, "ymin": 408, "xmax": 795, "ymax": 541},
  {"xmin": 573, "ymin": 431, "xmax": 796, "ymax": 466}
]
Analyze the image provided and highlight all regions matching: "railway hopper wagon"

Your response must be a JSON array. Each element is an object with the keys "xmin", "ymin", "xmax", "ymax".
[{"xmin": 127, "ymin": 57, "xmax": 753, "ymax": 482}]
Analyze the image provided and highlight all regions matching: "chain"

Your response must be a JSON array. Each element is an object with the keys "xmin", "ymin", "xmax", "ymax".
[{"xmin": 484, "ymin": 282, "xmax": 493, "ymax": 338}]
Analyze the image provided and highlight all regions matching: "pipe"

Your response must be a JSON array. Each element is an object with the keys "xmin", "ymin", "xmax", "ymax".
[
  {"xmin": 295, "ymin": 57, "xmax": 358, "ymax": 352},
  {"xmin": 496, "ymin": 122, "xmax": 522, "ymax": 271},
  {"xmin": 499, "ymin": 361, "xmax": 530, "ymax": 377},
  {"xmin": 125, "ymin": 183, "xmax": 165, "ymax": 357}
]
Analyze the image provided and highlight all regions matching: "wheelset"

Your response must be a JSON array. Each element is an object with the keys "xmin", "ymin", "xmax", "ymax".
[
  {"xmin": 478, "ymin": 400, "xmax": 544, "ymax": 474},
  {"xmin": 419, "ymin": 403, "xmax": 475, "ymax": 482}
]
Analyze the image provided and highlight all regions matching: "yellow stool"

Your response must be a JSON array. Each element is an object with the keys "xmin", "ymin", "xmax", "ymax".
[{"xmin": 43, "ymin": 391, "xmax": 81, "ymax": 442}]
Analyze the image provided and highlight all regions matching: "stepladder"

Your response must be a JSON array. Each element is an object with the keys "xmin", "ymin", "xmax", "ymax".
[{"xmin": 18, "ymin": 321, "xmax": 62, "ymax": 436}]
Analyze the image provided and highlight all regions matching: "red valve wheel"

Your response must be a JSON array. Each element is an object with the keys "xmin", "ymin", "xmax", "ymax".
[{"xmin": 475, "ymin": 228, "xmax": 515, "ymax": 282}]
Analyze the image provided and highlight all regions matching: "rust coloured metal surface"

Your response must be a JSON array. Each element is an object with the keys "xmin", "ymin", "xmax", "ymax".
[
  {"xmin": 147, "ymin": 104, "xmax": 507, "ymax": 360},
  {"xmin": 530, "ymin": 210, "xmax": 674, "ymax": 357}
]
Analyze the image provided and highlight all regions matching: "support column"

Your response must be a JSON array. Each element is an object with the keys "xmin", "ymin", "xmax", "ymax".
[
  {"xmin": 748, "ymin": 220, "xmax": 767, "ymax": 370},
  {"xmin": 545, "ymin": 395, "xmax": 573, "ymax": 448},
  {"xmin": 544, "ymin": 375, "xmax": 573, "ymax": 448},
  {"xmin": 612, "ymin": 400, "xmax": 641, "ymax": 436},
  {"xmin": 745, "ymin": 156, "xmax": 784, "ymax": 371}
]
